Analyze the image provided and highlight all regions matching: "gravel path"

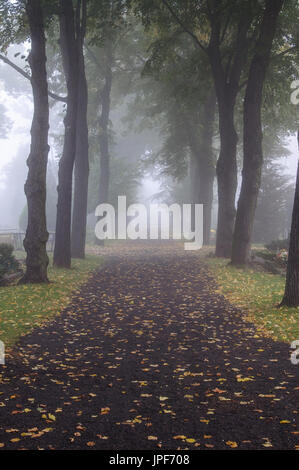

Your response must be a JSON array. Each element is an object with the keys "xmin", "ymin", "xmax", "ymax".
[{"xmin": 0, "ymin": 244, "xmax": 298, "ymax": 450}]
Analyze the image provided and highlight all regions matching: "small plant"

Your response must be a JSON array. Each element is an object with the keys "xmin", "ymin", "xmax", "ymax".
[
  {"xmin": 0, "ymin": 243, "xmax": 19, "ymax": 282},
  {"xmin": 276, "ymin": 249, "xmax": 288, "ymax": 267}
]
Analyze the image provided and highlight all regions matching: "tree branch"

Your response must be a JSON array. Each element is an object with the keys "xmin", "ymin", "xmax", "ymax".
[
  {"xmin": 85, "ymin": 44, "xmax": 102, "ymax": 70},
  {"xmin": 0, "ymin": 53, "xmax": 67, "ymax": 103},
  {"xmin": 271, "ymin": 45, "xmax": 297, "ymax": 60},
  {"xmin": 161, "ymin": 0, "xmax": 206, "ymax": 53}
]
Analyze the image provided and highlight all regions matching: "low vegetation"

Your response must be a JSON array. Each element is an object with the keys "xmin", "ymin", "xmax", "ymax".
[
  {"xmin": 0, "ymin": 243, "xmax": 20, "ymax": 284},
  {"xmin": 0, "ymin": 254, "xmax": 102, "ymax": 348},
  {"xmin": 206, "ymin": 255, "xmax": 299, "ymax": 343}
]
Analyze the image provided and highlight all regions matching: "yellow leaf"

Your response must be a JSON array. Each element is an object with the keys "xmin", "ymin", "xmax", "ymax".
[{"xmin": 226, "ymin": 441, "xmax": 238, "ymax": 448}]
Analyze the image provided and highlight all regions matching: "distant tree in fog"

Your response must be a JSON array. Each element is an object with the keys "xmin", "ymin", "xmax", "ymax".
[{"xmin": 253, "ymin": 160, "xmax": 294, "ymax": 244}]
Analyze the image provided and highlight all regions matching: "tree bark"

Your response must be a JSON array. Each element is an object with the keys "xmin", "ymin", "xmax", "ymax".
[
  {"xmin": 231, "ymin": 0, "xmax": 284, "ymax": 265},
  {"xmin": 20, "ymin": 0, "xmax": 49, "ymax": 284},
  {"xmin": 215, "ymin": 96, "xmax": 238, "ymax": 256},
  {"xmin": 53, "ymin": 0, "xmax": 79, "ymax": 268},
  {"xmin": 71, "ymin": 0, "xmax": 89, "ymax": 259},
  {"xmin": 280, "ymin": 131, "xmax": 299, "ymax": 306}
]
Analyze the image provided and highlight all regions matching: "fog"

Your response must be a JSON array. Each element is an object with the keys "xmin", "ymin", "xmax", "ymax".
[
  {"xmin": 0, "ymin": 72, "xmax": 297, "ymax": 231},
  {"xmin": 0, "ymin": 30, "xmax": 298, "ymax": 248}
]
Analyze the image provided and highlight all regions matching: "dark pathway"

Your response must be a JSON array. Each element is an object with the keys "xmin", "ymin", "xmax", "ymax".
[{"xmin": 0, "ymin": 244, "xmax": 298, "ymax": 450}]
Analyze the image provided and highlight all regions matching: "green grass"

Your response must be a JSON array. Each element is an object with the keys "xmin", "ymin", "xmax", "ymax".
[
  {"xmin": 205, "ymin": 256, "xmax": 299, "ymax": 343},
  {"xmin": 0, "ymin": 255, "xmax": 102, "ymax": 348}
]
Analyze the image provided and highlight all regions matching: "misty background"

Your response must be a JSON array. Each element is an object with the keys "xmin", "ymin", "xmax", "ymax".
[{"xmin": 0, "ymin": 42, "xmax": 298, "ymax": 242}]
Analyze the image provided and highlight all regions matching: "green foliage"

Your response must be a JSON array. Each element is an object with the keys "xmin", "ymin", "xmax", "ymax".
[
  {"xmin": 262, "ymin": 0, "xmax": 299, "ymax": 136},
  {"xmin": 88, "ymin": 152, "xmax": 142, "ymax": 213},
  {"xmin": 133, "ymin": 0, "xmax": 299, "ymax": 179},
  {"xmin": 87, "ymin": 0, "xmax": 129, "ymax": 46},
  {"xmin": 0, "ymin": 1, "xmax": 26, "ymax": 52},
  {"xmin": 0, "ymin": 243, "xmax": 19, "ymax": 281},
  {"xmin": 125, "ymin": 22, "xmax": 215, "ymax": 182}
]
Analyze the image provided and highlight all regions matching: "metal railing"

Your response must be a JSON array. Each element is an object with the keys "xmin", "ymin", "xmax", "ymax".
[{"xmin": 0, "ymin": 230, "xmax": 55, "ymax": 252}]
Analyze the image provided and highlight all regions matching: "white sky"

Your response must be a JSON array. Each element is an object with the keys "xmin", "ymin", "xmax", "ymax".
[
  {"xmin": 0, "ymin": 85, "xmax": 32, "ymax": 186},
  {"xmin": 284, "ymin": 135, "xmax": 298, "ymax": 176}
]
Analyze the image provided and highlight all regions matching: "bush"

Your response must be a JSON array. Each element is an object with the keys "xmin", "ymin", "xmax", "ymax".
[
  {"xmin": 265, "ymin": 238, "xmax": 289, "ymax": 252},
  {"xmin": 276, "ymin": 249, "xmax": 288, "ymax": 267},
  {"xmin": 0, "ymin": 244, "xmax": 19, "ymax": 281}
]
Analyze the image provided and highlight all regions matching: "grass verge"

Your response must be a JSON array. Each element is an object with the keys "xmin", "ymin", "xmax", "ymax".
[
  {"xmin": 0, "ymin": 254, "xmax": 102, "ymax": 348},
  {"xmin": 205, "ymin": 256, "xmax": 299, "ymax": 343}
]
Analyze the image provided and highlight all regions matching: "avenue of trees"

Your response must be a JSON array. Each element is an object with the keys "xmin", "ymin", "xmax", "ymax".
[{"xmin": 0, "ymin": 0, "xmax": 298, "ymax": 304}]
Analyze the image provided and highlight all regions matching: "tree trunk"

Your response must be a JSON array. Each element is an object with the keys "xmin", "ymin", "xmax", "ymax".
[
  {"xmin": 188, "ymin": 91, "xmax": 216, "ymax": 245},
  {"xmin": 53, "ymin": 0, "xmax": 79, "ymax": 268},
  {"xmin": 207, "ymin": 6, "xmax": 252, "ymax": 257},
  {"xmin": 199, "ymin": 171, "xmax": 214, "ymax": 246},
  {"xmin": 199, "ymin": 91, "xmax": 216, "ymax": 245},
  {"xmin": 215, "ymin": 96, "xmax": 238, "ymax": 257},
  {"xmin": 231, "ymin": 0, "xmax": 284, "ymax": 266},
  {"xmin": 95, "ymin": 41, "xmax": 113, "ymax": 246},
  {"xmin": 20, "ymin": 0, "xmax": 49, "ymax": 284},
  {"xmin": 99, "ymin": 41, "xmax": 113, "ymax": 206},
  {"xmin": 71, "ymin": 1, "xmax": 89, "ymax": 259},
  {"xmin": 280, "ymin": 131, "xmax": 299, "ymax": 306}
]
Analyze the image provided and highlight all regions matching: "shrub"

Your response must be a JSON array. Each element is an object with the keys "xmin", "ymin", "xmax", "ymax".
[
  {"xmin": 0, "ymin": 244, "xmax": 19, "ymax": 281},
  {"xmin": 276, "ymin": 249, "xmax": 288, "ymax": 267},
  {"xmin": 265, "ymin": 238, "xmax": 289, "ymax": 252}
]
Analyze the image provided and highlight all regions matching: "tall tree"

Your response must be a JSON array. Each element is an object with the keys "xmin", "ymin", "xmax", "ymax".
[
  {"xmin": 231, "ymin": 0, "xmax": 285, "ymax": 265},
  {"xmin": 98, "ymin": 39, "xmax": 113, "ymax": 212},
  {"xmin": 86, "ymin": 40, "xmax": 113, "ymax": 245},
  {"xmin": 280, "ymin": 131, "xmax": 299, "ymax": 306},
  {"xmin": 127, "ymin": 20, "xmax": 217, "ymax": 244},
  {"xmin": 187, "ymin": 89, "xmax": 216, "ymax": 245},
  {"xmin": 138, "ymin": 0, "xmax": 256, "ymax": 257},
  {"xmin": 71, "ymin": 0, "xmax": 89, "ymax": 259},
  {"xmin": 53, "ymin": 0, "xmax": 80, "ymax": 268},
  {"xmin": 206, "ymin": 1, "xmax": 253, "ymax": 257},
  {"xmin": 20, "ymin": 0, "xmax": 50, "ymax": 284},
  {"xmin": 253, "ymin": 152, "xmax": 294, "ymax": 244},
  {"xmin": 84, "ymin": 0, "xmax": 129, "ymax": 245}
]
